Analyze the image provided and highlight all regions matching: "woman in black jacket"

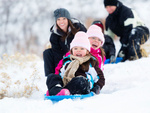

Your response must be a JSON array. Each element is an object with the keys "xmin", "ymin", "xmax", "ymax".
[
  {"xmin": 43, "ymin": 8, "xmax": 87, "ymax": 76},
  {"xmin": 104, "ymin": 0, "xmax": 149, "ymax": 61}
]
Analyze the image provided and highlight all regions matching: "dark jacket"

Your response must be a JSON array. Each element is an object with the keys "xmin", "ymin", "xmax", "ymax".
[
  {"xmin": 50, "ymin": 18, "xmax": 87, "ymax": 55},
  {"xmin": 60, "ymin": 55, "xmax": 105, "ymax": 89},
  {"xmin": 43, "ymin": 18, "xmax": 87, "ymax": 76},
  {"xmin": 105, "ymin": 1, "xmax": 146, "ymax": 45},
  {"xmin": 103, "ymin": 35, "xmax": 116, "ymax": 59}
]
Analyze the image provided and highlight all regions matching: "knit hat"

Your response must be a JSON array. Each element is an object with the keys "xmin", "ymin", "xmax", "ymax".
[
  {"xmin": 92, "ymin": 20, "xmax": 104, "ymax": 33},
  {"xmin": 87, "ymin": 25, "xmax": 105, "ymax": 46},
  {"xmin": 70, "ymin": 31, "xmax": 91, "ymax": 52},
  {"xmin": 104, "ymin": 0, "xmax": 118, "ymax": 7},
  {"xmin": 54, "ymin": 8, "xmax": 71, "ymax": 21}
]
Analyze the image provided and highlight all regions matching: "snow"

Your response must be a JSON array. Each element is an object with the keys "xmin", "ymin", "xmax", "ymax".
[
  {"xmin": 0, "ymin": 40, "xmax": 150, "ymax": 113},
  {"xmin": 0, "ymin": 0, "xmax": 150, "ymax": 113}
]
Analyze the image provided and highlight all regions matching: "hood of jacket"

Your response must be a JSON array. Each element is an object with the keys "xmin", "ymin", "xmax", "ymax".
[
  {"xmin": 50, "ymin": 18, "xmax": 82, "ymax": 36},
  {"xmin": 109, "ymin": 1, "xmax": 123, "ymax": 17}
]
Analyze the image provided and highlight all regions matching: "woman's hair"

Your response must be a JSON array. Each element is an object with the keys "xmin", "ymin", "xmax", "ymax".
[
  {"xmin": 57, "ymin": 19, "xmax": 79, "ymax": 41},
  {"xmin": 100, "ymin": 47, "xmax": 105, "ymax": 62}
]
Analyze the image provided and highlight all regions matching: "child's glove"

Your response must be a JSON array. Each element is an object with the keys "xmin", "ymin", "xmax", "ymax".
[
  {"xmin": 90, "ymin": 85, "xmax": 100, "ymax": 94},
  {"xmin": 110, "ymin": 55, "xmax": 116, "ymax": 63}
]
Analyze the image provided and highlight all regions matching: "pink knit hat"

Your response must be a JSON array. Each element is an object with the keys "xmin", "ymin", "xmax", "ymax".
[
  {"xmin": 87, "ymin": 25, "xmax": 105, "ymax": 46},
  {"xmin": 70, "ymin": 31, "xmax": 91, "ymax": 51}
]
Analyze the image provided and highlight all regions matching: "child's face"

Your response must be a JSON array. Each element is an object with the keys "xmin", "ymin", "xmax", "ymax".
[
  {"xmin": 72, "ymin": 47, "xmax": 89, "ymax": 57},
  {"xmin": 56, "ymin": 17, "xmax": 68, "ymax": 32},
  {"xmin": 88, "ymin": 37, "xmax": 102, "ymax": 50}
]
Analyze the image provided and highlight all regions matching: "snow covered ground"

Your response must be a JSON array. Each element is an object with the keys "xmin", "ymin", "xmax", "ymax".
[
  {"xmin": 0, "ymin": 39, "xmax": 150, "ymax": 113},
  {"xmin": 0, "ymin": 0, "xmax": 150, "ymax": 112}
]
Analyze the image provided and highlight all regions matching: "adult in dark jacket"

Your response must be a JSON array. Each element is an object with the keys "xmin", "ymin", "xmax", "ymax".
[
  {"xmin": 92, "ymin": 20, "xmax": 116, "ymax": 63},
  {"xmin": 43, "ymin": 8, "xmax": 87, "ymax": 76},
  {"xmin": 104, "ymin": 0, "xmax": 149, "ymax": 61}
]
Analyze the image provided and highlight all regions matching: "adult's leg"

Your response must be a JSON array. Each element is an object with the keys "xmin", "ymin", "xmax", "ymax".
[
  {"xmin": 43, "ymin": 49, "xmax": 55, "ymax": 76},
  {"xmin": 128, "ymin": 26, "xmax": 149, "ymax": 60}
]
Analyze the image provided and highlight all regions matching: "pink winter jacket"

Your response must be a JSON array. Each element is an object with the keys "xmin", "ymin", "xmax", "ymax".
[
  {"xmin": 55, "ymin": 52, "xmax": 70, "ymax": 74},
  {"xmin": 90, "ymin": 48, "xmax": 106, "ymax": 71},
  {"xmin": 55, "ymin": 48, "xmax": 105, "ymax": 74}
]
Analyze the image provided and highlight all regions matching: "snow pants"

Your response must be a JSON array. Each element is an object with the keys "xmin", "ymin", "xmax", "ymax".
[
  {"xmin": 46, "ymin": 73, "xmax": 90, "ymax": 95},
  {"xmin": 43, "ymin": 49, "xmax": 64, "ymax": 76},
  {"xmin": 118, "ymin": 26, "xmax": 149, "ymax": 61}
]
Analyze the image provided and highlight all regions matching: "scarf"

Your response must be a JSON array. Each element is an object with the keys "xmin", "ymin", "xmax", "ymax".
[{"xmin": 62, "ymin": 54, "xmax": 91, "ymax": 86}]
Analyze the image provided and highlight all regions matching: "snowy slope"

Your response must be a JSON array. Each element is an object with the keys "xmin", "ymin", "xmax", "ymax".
[
  {"xmin": 0, "ymin": 0, "xmax": 150, "ymax": 112},
  {"xmin": 0, "ymin": 53, "xmax": 150, "ymax": 113}
]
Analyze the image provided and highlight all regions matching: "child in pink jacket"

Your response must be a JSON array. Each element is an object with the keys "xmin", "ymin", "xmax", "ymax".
[
  {"xmin": 87, "ymin": 25, "xmax": 106, "ymax": 70},
  {"xmin": 55, "ymin": 25, "xmax": 105, "ymax": 74}
]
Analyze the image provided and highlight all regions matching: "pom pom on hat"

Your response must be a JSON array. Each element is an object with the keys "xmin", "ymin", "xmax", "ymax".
[
  {"xmin": 70, "ymin": 31, "xmax": 91, "ymax": 52},
  {"xmin": 87, "ymin": 25, "xmax": 105, "ymax": 46},
  {"xmin": 54, "ymin": 8, "xmax": 71, "ymax": 21},
  {"xmin": 92, "ymin": 20, "xmax": 104, "ymax": 33}
]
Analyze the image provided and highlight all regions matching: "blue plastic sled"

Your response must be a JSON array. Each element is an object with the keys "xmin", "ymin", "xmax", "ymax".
[
  {"xmin": 44, "ymin": 92, "xmax": 94, "ymax": 102},
  {"xmin": 104, "ymin": 57, "xmax": 123, "ymax": 64}
]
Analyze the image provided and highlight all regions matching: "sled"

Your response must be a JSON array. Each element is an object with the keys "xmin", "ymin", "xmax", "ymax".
[
  {"xmin": 44, "ymin": 92, "xmax": 94, "ymax": 102},
  {"xmin": 104, "ymin": 57, "xmax": 123, "ymax": 64}
]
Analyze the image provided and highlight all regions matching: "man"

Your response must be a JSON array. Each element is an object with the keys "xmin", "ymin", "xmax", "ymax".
[{"xmin": 104, "ymin": 0, "xmax": 149, "ymax": 61}]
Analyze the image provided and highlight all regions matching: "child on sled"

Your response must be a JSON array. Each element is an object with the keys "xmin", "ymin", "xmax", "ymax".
[
  {"xmin": 46, "ymin": 31, "xmax": 105, "ymax": 96},
  {"xmin": 55, "ymin": 24, "xmax": 106, "ymax": 76}
]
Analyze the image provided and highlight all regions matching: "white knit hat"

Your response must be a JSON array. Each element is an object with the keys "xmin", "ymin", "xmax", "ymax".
[
  {"xmin": 87, "ymin": 25, "xmax": 105, "ymax": 46},
  {"xmin": 70, "ymin": 31, "xmax": 91, "ymax": 51}
]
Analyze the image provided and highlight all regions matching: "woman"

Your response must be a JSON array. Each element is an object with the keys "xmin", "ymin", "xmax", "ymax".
[{"xmin": 43, "ymin": 8, "xmax": 86, "ymax": 76}]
